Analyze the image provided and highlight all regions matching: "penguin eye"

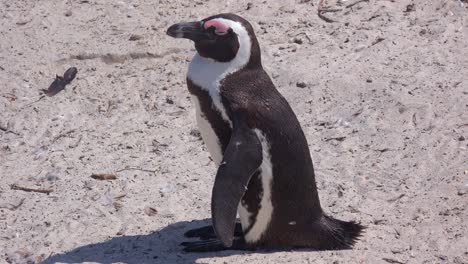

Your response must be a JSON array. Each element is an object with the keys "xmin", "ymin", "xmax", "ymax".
[{"xmin": 206, "ymin": 26, "xmax": 217, "ymax": 35}]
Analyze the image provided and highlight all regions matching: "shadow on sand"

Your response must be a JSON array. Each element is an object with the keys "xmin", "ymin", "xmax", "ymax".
[{"xmin": 42, "ymin": 219, "xmax": 251, "ymax": 264}]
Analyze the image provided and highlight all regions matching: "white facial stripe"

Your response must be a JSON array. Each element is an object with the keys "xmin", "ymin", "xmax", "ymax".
[
  {"xmin": 187, "ymin": 18, "xmax": 252, "ymax": 128},
  {"xmin": 240, "ymin": 129, "xmax": 274, "ymax": 243}
]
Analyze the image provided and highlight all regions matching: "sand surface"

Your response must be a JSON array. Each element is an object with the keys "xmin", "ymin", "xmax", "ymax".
[{"xmin": 1, "ymin": 0, "xmax": 467, "ymax": 263}]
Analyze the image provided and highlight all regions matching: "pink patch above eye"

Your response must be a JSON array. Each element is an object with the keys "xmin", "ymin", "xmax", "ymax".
[{"xmin": 203, "ymin": 20, "xmax": 229, "ymax": 35}]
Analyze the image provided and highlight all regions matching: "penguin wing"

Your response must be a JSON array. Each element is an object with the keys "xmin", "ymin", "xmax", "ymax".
[{"xmin": 211, "ymin": 122, "xmax": 263, "ymax": 247}]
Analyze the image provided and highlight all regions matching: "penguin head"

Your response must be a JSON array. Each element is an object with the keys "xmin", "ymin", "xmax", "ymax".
[{"xmin": 167, "ymin": 13, "xmax": 261, "ymax": 67}]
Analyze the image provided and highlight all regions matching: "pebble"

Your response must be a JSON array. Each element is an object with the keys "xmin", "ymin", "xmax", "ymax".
[
  {"xmin": 165, "ymin": 97, "xmax": 174, "ymax": 104},
  {"xmin": 296, "ymin": 81, "xmax": 307, "ymax": 88},
  {"xmin": 129, "ymin": 34, "xmax": 143, "ymax": 41},
  {"xmin": 457, "ymin": 182, "xmax": 468, "ymax": 195},
  {"xmin": 16, "ymin": 18, "xmax": 32, "ymax": 25},
  {"xmin": 405, "ymin": 4, "xmax": 415, "ymax": 13},
  {"xmin": 144, "ymin": 206, "xmax": 158, "ymax": 216},
  {"xmin": 354, "ymin": 44, "xmax": 367, "ymax": 52},
  {"xmin": 46, "ymin": 173, "xmax": 59, "ymax": 182},
  {"xmin": 190, "ymin": 129, "xmax": 201, "ymax": 138},
  {"xmin": 293, "ymin": 37, "xmax": 303, "ymax": 45}
]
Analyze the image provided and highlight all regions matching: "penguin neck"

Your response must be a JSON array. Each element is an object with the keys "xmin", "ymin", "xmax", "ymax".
[
  {"xmin": 187, "ymin": 53, "xmax": 237, "ymax": 128},
  {"xmin": 188, "ymin": 43, "xmax": 250, "ymax": 94}
]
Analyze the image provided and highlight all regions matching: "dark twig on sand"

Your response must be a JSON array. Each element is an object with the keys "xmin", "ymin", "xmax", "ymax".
[
  {"xmin": 116, "ymin": 166, "xmax": 157, "ymax": 175},
  {"xmin": 0, "ymin": 124, "xmax": 20, "ymax": 136},
  {"xmin": 382, "ymin": 258, "xmax": 405, "ymax": 264},
  {"xmin": 371, "ymin": 37, "xmax": 385, "ymax": 46},
  {"xmin": 0, "ymin": 198, "xmax": 25, "ymax": 210},
  {"xmin": 325, "ymin": 136, "xmax": 346, "ymax": 142},
  {"xmin": 21, "ymin": 95, "xmax": 46, "ymax": 109},
  {"xmin": 346, "ymin": 0, "xmax": 369, "ymax": 9},
  {"xmin": 10, "ymin": 184, "xmax": 53, "ymax": 195},
  {"xmin": 91, "ymin": 173, "xmax": 117, "ymax": 180},
  {"xmin": 318, "ymin": 0, "xmax": 340, "ymax": 23},
  {"xmin": 363, "ymin": 14, "xmax": 381, "ymax": 22},
  {"xmin": 387, "ymin": 193, "xmax": 405, "ymax": 202},
  {"xmin": 52, "ymin": 129, "xmax": 76, "ymax": 143}
]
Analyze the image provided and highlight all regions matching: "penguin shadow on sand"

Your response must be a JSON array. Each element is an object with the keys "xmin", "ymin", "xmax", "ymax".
[{"xmin": 42, "ymin": 219, "xmax": 257, "ymax": 264}]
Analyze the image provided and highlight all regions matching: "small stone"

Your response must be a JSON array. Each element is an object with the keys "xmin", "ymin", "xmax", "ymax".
[
  {"xmin": 64, "ymin": 10, "xmax": 72, "ymax": 17},
  {"xmin": 46, "ymin": 173, "xmax": 59, "ymax": 182},
  {"xmin": 165, "ymin": 98, "xmax": 174, "ymax": 104},
  {"xmin": 439, "ymin": 209, "xmax": 450, "ymax": 216},
  {"xmin": 458, "ymin": 136, "xmax": 465, "ymax": 141},
  {"xmin": 391, "ymin": 247, "xmax": 405, "ymax": 254},
  {"xmin": 457, "ymin": 182, "xmax": 468, "ymax": 195},
  {"xmin": 354, "ymin": 44, "xmax": 367, "ymax": 52},
  {"xmin": 296, "ymin": 81, "xmax": 307, "ymax": 88},
  {"xmin": 129, "ymin": 34, "xmax": 143, "ymax": 41},
  {"xmin": 144, "ymin": 206, "xmax": 158, "ymax": 216},
  {"xmin": 113, "ymin": 202, "xmax": 123, "ymax": 210},
  {"xmin": 16, "ymin": 18, "xmax": 32, "ymax": 25},
  {"xmin": 190, "ymin": 129, "xmax": 201, "ymax": 138},
  {"xmin": 366, "ymin": 79, "xmax": 373, "ymax": 83},
  {"xmin": 404, "ymin": 4, "xmax": 415, "ymax": 13},
  {"xmin": 293, "ymin": 37, "xmax": 303, "ymax": 45}
]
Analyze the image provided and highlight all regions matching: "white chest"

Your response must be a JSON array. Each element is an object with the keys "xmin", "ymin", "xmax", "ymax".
[
  {"xmin": 187, "ymin": 54, "xmax": 235, "ymax": 165},
  {"xmin": 188, "ymin": 54, "xmax": 234, "ymax": 128},
  {"xmin": 190, "ymin": 95, "xmax": 224, "ymax": 165}
]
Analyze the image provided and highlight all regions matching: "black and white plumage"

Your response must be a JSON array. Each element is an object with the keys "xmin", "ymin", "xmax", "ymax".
[{"xmin": 167, "ymin": 13, "xmax": 364, "ymax": 252}]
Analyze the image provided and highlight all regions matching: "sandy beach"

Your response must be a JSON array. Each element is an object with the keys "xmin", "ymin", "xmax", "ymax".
[{"xmin": 0, "ymin": 0, "xmax": 467, "ymax": 263}]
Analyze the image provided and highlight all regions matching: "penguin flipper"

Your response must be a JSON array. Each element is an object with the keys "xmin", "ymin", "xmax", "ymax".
[{"xmin": 211, "ymin": 124, "xmax": 262, "ymax": 248}]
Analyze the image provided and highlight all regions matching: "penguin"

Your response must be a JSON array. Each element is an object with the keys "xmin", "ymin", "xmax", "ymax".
[{"xmin": 166, "ymin": 13, "xmax": 364, "ymax": 252}]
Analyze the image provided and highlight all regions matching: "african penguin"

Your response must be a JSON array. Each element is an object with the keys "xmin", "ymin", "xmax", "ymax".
[{"xmin": 167, "ymin": 13, "xmax": 364, "ymax": 252}]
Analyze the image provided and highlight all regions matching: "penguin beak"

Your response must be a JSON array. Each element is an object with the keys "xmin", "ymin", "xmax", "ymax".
[{"xmin": 166, "ymin": 21, "xmax": 209, "ymax": 41}]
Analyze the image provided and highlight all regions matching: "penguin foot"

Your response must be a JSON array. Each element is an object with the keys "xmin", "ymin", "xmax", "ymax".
[
  {"xmin": 184, "ymin": 223, "xmax": 243, "ymax": 240},
  {"xmin": 181, "ymin": 237, "xmax": 247, "ymax": 252}
]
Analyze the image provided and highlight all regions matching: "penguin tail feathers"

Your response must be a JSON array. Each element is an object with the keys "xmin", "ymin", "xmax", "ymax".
[{"xmin": 314, "ymin": 214, "xmax": 365, "ymax": 250}]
